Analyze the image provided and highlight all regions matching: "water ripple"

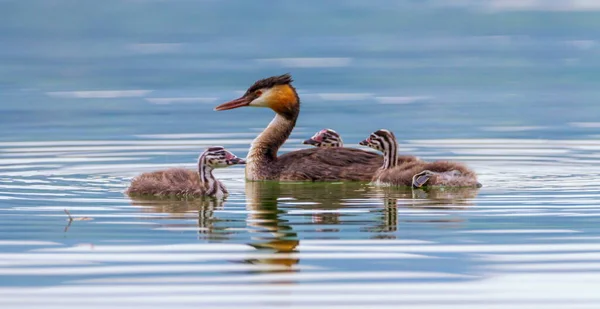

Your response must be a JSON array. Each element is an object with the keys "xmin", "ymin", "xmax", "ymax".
[{"xmin": 0, "ymin": 134, "xmax": 599, "ymax": 309}]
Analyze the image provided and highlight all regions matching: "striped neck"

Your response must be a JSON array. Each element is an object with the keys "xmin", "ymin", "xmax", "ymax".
[
  {"xmin": 381, "ymin": 135, "xmax": 398, "ymax": 170},
  {"xmin": 330, "ymin": 135, "xmax": 344, "ymax": 147},
  {"xmin": 198, "ymin": 157, "xmax": 224, "ymax": 197}
]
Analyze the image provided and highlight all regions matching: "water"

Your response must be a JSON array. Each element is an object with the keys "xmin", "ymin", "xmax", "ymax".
[{"xmin": 2, "ymin": 1, "xmax": 600, "ymax": 308}]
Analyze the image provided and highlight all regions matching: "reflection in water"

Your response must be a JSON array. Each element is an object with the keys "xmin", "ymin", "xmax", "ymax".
[
  {"xmin": 242, "ymin": 181, "xmax": 300, "ymax": 273},
  {"xmin": 372, "ymin": 195, "xmax": 399, "ymax": 235},
  {"xmin": 130, "ymin": 197, "xmax": 231, "ymax": 241},
  {"xmin": 130, "ymin": 182, "xmax": 480, "ymax": 242},
  {"xmin": 63, "ymin": 209, "xmax": 94, "ymax": 233},
  {"xmin": 365, "ymin": 186, "xmax": 480, "ymax": 234},
  {"xmin": 128, "ymin": 181, "xmax": 479, "ymax": 273},
  {"xmin": 366, "ymin": 186, "xmax": 481, "ymax": 207}
]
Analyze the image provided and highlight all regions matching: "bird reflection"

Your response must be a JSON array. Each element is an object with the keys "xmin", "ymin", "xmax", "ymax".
[
  {"xmin": 363, "ymin": 186, "xmax": 480, "ymax": 235},
  {"xmin": 129, "ymin": 182, "xmax": 480, "ymax": 272},
  {"xmin": 130, "ymin": 196, "xmax": 230, "ymax": 241},
  {"xmin": 239, "ymin": 181, "xmax": 301, "ymax": 272}
]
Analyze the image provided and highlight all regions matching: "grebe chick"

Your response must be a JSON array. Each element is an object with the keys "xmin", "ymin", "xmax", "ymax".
[
  {"xmin": 125, "ymin": 147, "xmax": 246, "ymax": 198},
  {"xmin": 214, "ymin": 74, "xmax": 382, "ymax": 181},
  {"xmin": 412, "ymin": 170, "xmax": 465, "ymax": 188},
  {"xmin": 359, "ymin": 129, "xmax": 481, "ymax": 188},
  {"xmin": 303, "ymin": 129, "xmax": 343, "ymax": 148},
  {"xmin": 305, "ymin": 128, "xmax": 418, "ymax": 165}
]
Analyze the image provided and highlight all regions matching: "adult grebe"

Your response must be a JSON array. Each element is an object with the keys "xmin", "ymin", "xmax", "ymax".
[
  {"xmin": 359, "ymin": 129, "xmax": 481, "ymax": 188},
  {"xmin": 214, "ymin": 74, "xmax": 382, "ymax": 181},
  {"xmin": 302, "ymin": 129, "xmax": 343, "ymax": 148},
  {"xmin": 125, "ymin": 147, "xmax": 246, "ymax": 198}
]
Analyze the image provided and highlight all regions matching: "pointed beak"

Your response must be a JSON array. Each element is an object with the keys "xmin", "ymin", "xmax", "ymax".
[
  {"xmin": 302, "ymin": 139, "xmax": 318, "ymax": 146},
  {"xmin": 359, "ymin": 139, "xmax": 369, "ymax": 146},
  {"xmin": 230, "ymin": 157, "xmax": 246, "ymax": 165},
  {"xmin": 214, "ymin": 96, "xmax": 251, "ymax": 111}
]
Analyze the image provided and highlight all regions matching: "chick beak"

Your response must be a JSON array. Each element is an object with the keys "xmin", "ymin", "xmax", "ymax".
[
  {"xmin": 359, "ymin": 139, "xmax": 369, "ymax": 146},
  {"xmin": 214, "ymin": 96, "xmax": 251, "ymax": 111},
  {"xmin": 302, "ymin": 139, "xmax": 318, "ymax": 146},
  {"xmin": 230, "ymin": 157, "xmax": 246, "ymax": 165}
]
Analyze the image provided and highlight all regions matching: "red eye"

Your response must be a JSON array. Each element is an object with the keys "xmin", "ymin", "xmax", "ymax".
[{"xmin": 255, "ymin": 90, "xmax": 262, "ymax": 97}]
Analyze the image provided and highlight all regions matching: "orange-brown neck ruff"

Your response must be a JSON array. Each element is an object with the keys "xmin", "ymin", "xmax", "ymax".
[
  {"xmin": 266, "ymin": 84, "xmax": 300, "ymax": 121},
  {"xmin": 246, "ymin": 85, "xmax": 300, "ymax": 180}
]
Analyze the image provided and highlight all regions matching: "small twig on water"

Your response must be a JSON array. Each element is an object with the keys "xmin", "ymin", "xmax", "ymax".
[
  {"xmin": 65, "ymin": 209, "xmax": 94, "ymax": 221},
  {"xmin": 63, "ymin": 209, "xmax": 92, "ymax": 222},
  {"xmin": 64, "ymin": 209, "xmax": 73, "ymax": 221},
  {"xmin": 63, "ymin": 209, "xmax": 93, "ymax": 233}
]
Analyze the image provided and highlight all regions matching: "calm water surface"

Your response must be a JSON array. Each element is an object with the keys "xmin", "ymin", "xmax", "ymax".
[{"xmin": 2, "ymin": 1, "xmax": 600, "ymax": 308}]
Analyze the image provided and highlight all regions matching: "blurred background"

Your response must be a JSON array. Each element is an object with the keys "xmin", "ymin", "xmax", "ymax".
[{"xmin": 1, "ymin": 0, "xmax": 600, "ymax": 143}]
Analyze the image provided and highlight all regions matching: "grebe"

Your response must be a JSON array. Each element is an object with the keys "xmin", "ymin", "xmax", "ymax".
[
  {"xmin": 302, "ymin": 129, "xmax": 343, "ymax": 147},
  {"xmin": 125, "ymin": 146, "xmax": 246, "ymax": 198},
  {"xmin": 359, "ymin": 129, "xmax": 481, "ymax": 188},
  {"xmin": 214, "ymin": 74, "xmax": 382, "ymax": 181},
  {"xmin": 304, "ymin": 128, "xmax": 420, "ymax": 164}
]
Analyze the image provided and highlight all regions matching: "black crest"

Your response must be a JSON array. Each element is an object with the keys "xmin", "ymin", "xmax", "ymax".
[
  {"xmin": 206, "ymin": 146, "xmax": 225, "ymax": 152},
  {"xmin": 245, "ymin": 74, "xmax": 293, "ymax": 95}
]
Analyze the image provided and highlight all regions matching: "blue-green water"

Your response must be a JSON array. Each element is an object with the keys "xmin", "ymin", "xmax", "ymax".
[{"xmin": 2, "ymin": 1, "xmax": 600, "ymax": 308}]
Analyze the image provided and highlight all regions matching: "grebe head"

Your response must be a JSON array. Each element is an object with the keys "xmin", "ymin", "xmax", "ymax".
[
  {"xmin": 412, "ymin": 170, "xmax": 437, "ymax": 188},
  {"xmin": 199, "ymin": 146, "xmax": 246, "ymax": 169},
  {"xmin": 359, "ymin": 129, "xmax": 396, "ymax": 152},
  {"xmin": 214, "ymin": 74, "xmax": 299, "ymax": 119},
  {"xmin": 302, "ymin": 129, "xmax": 343, "ymax": 148},
  {"xmin": 416, "ymin": 170, "xmax": 436, "ymax": 177}
]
